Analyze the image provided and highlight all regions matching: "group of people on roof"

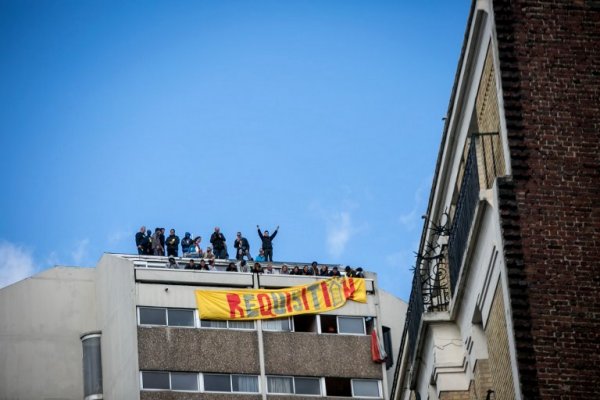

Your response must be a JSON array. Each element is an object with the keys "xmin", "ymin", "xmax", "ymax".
[
  {"xmin": 171, "ymin": 258, "xmax": 365, "ymax": 278},
  {"xmin": 135, "ymin": 225, "xmax": 279, "ymax": 261}
]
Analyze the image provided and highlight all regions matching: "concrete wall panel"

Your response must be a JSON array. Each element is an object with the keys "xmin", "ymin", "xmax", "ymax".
[
  {"xmin": 138, "ymin": 327, "xmax": 260, "ymax": 374},
  {"xmin": 263, "ymin": 331, "xmax": 382, "ymax": 378}
]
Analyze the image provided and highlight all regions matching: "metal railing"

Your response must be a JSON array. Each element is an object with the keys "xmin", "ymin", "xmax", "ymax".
[{"xmin": 448, "ymin": 139, "xmax": 480, "ymax": 291}]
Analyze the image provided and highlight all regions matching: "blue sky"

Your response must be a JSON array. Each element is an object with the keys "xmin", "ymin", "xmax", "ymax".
[{"xmin": 0, "ymin": 0, "xmax": 470, "ymax": 300}]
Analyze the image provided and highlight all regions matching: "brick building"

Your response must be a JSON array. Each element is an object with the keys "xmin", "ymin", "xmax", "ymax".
[{"xmin": 391, "ymin": 1, "xmax": 600, "ymax": 399}]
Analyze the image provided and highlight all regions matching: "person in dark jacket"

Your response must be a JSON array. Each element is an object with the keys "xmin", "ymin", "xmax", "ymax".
[
  {"xmin": 135, "ymin": 226, "xmax": 146, "ymax": 255},
  {"xmin": 257, "ymin": 225, "xmax": 278, "ymax": 262},
  {"xmin": 226, "ymin": 262, "xmax": 238, "ymax": 272},
  {"xmin": 234, "ymin": 232, "xmax": 253, "ymax": 261},
  {"xmin": 181, "ymin": 232, "xmax": 193, "ymax": 255},
  {"xmin": 251, "ymin": 262, "xmax": 263, "ymax": 274},
  {"xmin": 166, "ymin": 229, "xmax": 180, "ymax": 257},
  {"xmin": 185, "ymin": 259, "xmax": 196, "ymax": 270},
  {"xmin": 210, "ymin": 227, "xmax": 227, "ymax": 259},
  {"xmin": 330, "ymin": 266, "xmax": 341, "ymax": 277},
  {"xmin": 143, "ymin": 230, "xmax": 153, "ymax": 255},
  {"xmin": 159, "ymin": 228, "xmax": 166, "ymax": 254}
]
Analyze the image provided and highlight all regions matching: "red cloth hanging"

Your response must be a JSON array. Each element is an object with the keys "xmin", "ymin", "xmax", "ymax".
[{"xmin": 371, "ymin": 329, "xmax": 387, "ymax": 363}]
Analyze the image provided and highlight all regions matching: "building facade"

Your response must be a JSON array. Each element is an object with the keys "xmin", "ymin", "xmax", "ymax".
[
  {"xmin": 0, "ymin": 254, "xmax": 406, "ymax": 400},
  {"xmin": 392, "ymin": 1, "xmax": 600, "ymax": 399}
]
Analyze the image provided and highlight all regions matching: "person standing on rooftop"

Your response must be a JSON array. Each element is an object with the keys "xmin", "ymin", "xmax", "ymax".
[
  {"xmin": 181, "ymin": 232, "xmax": 193, "ymax": 255},
  {"xmin": 234, "ymin": 232, "xmax": 253, "ymax": 261},
  {"xmin": 135, "ymin": 226, "xmax": 146, "ymax": 255},
  {"xmin": 152, "ymin": 228, "xmax": 164, "ymax": 256},
  {"xmin": 166, "ymin": 229, "xmax": 180, "ymax": 257},
  {"xmin": 210, "ymin": 227, "xmax": 227, "ymax": 259},
  {"xmin": 257, "ymin": 225, "xmax": 278, "ymax": 262}
]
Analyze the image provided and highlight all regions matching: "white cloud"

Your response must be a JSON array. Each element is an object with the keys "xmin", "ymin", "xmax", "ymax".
[
  {"xmin": 310, "ymin": 200, "xmax": 365, "ymax": 259},
  {"xmin": 71, "ymin": 238, "xmax": 90, "ymax": 265},
  {"xmin": 398, "ymin": 176, "xmax": 432, "ymax": 231},
  {"xmin": 107, "ymin": 230, "xmax": 131, "ymax": 246},
  {"xmin": 326, "ymin": 211, "xmax": 354, "ymax": 258},
  {"xmin": 0, "ymin": 241, "xmax": 37, "ymax": 289}
]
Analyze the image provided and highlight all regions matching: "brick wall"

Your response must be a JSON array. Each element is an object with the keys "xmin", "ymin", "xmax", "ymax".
[
  {"xmin": 439, "ymin": 390, "xmax": 472, "ymax": 400},
  {"xmin": 485, "ymin": 283, "xmax": 516, "ymax": 400},
  {"xmin": 494, "ymin": 0, "xmax": 600, "ymax": 398},
  {"xmin": 473, "ymin": 359, "xmax": 493, "ymax": 400}
]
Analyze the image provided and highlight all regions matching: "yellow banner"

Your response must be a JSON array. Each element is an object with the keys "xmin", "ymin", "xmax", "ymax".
[{"xmin": 195, "ymin": 277, "xmax": 367, "ymax": 320}]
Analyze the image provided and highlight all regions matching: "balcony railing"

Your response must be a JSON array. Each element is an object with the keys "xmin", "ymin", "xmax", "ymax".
[{"xmin": 448, "ymin": 139, "xmax": 480, "ymax": 291}]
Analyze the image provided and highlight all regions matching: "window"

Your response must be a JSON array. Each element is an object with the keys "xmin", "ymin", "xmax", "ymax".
[
  {"xmin": 352, "ymin": 379, "xmax": 380, "ymax": 398},
  {"xmin": 203, "ymin": 374, "xmax": 231, "ymax": 392},
  {"xmin": 81, "ymin": 333, "xmax": 102, "ymax": 398},
  {"xmin": 171, "ymin": 372, "xmax": 198, "ymax": 391},
  {"xmin": 382, "ymin": 326, "xmax": 393, "ymax": 369},
  {"xmin": 320, "ymin": 316, "xmax": 366, "ymax": 335},
  {"xmin": 325, "ymin": 377, "xmax": 381, "ymax": 398},
  {"xmin": 203, "ymin": 373, "xmax": 259, "ymax": 393},
  {"xmin": 326, "ymin": 377, "xmax": 352, "ymax": 397},
  {"xmin": 320, "ymin": 315, "xmax": 338, "ymax": 333},
  {"xmin": 138, "ymin": 307, "xmax": 194, "ymax": 327},
  {"xmin": 139, "ymin": 308, "xmax": 166, "ymax": 326},
  {"xmin": 141, "ymin": 371, "xmax": 258, "ymax": 393},
  {"xmin": 267, "ymin": 376, "xmax": 293, "ymax": 394},
  {"xmin": 262, "ymin": 317, "xmax": 292, "ymax": 331},
  {"xmin": 293, "ymin": 314, "xmax": 317, "ymax": 332},
  {"xmin": 141, "ymin": 371, "xmax": 170, "ymax": 390},
  {"xmin": 200, "ymin": 320, "xmax": 255, "ymax": 330},
  {"xmin": 295, "ymin": 377, "xmax": 321, "ymax": 395},
  {"xmin": 267, "ymin": 376, "xmax": 321, "ymax": 395},
  {"xmin": 338, "ymin": 316, "xmax": 365, "ymax": 334},
  {"xmin": 228, "ymin": 320, "xmax": 255, "ymax": 330}
]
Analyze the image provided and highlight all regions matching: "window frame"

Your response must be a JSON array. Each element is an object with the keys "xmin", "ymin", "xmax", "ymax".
[
  {"xmin": 137, "ymin": 307, "xmax": 196, "ymax": 328},
  {"xmin": 336, "ymin": 316, "xmax": 366, "ymax": 335},
  {"xmin": 266, "ymin": 375, "xmax": 322, "ymax": 396},
  {"xmin": 199, "ymin": 319, "xmax": 256, "ymax": 330},
  {"xmin": 202, "ymin": 373, "xmax": 260, "ymax": 394},
  {"xmin": 350, "ymin": 379, "xmax": 382, "ymax": 399}
]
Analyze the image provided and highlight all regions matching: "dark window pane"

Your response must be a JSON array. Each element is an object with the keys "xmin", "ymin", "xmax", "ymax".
[
  {"xmin": 320, "ymin": 315, "xmax": 338, "ymax": 333},
  {"xmin": 325, "ymin": 377, "xmax": 352, "ymax": 397},
  {"xmin": 352, "ymin": 379, "xmax": 380, "ymax": 397},
  {"xmin": 139, "ymin": 308, "xmax": 166, "ymax": 326},
  {"xmin": 168, "ymin": 309, "xmax": 194, "ymax": 327},
  {"xmin": 142, "ymin": 371, "xmax": 169, "ymax": 389},
  {"xmin": 171, "ymin": 372, "xmax": 198, "ymax": 391},
  {"xmin": 383, "ymin": 326, "xmax": 393, "ymax": 369},
  {"xmin": 293, "ymin": 314, "xmax": 317, "ymax": 332},
  {"xmin": 204, "ymin": 374, "xmax": 231, "ymax": 392},
  {"xmin": 338, "ymin": 317, "xmax": 364, "ymax": 334},
  {"xmin": 295, "ymin": 377, "xmax": 321, "ymax": 395}
]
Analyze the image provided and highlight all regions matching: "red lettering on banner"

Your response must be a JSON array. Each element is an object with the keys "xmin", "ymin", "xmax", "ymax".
[
  {"xmin": 320, "ymin": 282, "xmax": 332, "ymax": 307},
  {"xmin": 226, "ymin": 293, "xmax": 245, "ymax": 319},
  {"xmin": 257, "ymin": 293, "xmax": 276, "ymax": 317},
  {"xmin": 301, "ymin": 288, "xmax": 310, "ymax": 310},
  {"xmin": 285, "ymin": 292, "xmax": 293, "ymax": 313},
  {"xmin": 343, "ymin": 278, "xmax": 355, "ymax": 299}
]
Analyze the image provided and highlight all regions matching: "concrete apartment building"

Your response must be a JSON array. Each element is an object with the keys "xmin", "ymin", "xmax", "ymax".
[
  {"xmin": 0, "ymin": 253, "xmax": 406, "ymax": 400},
  {"xmin": 391, "ymin": 1, "xmax": 600, "ymax": 399}
]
